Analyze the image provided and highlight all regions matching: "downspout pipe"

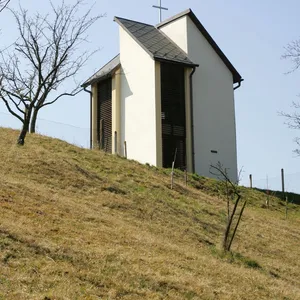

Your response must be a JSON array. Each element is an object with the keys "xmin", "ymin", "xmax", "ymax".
[
  {"xmin": 233, "ymin": 79, "xmax": 244, "ymax": 90},
  {"xmin": 189, "ymin": 67, "xmax": 196, "ymax": 173},
  {"xmin": 83, "ymin": 87, "xmax": 93, "ymax": 150}
]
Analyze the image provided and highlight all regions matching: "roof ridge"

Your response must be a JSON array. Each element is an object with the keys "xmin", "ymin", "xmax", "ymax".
[
  {"xmin": 156, "ymin": 8, "xmax": 192, "ymax": 28},
  {"xmin": 114, "ymin": 16, "xmax": 153, "ymax": 28}
]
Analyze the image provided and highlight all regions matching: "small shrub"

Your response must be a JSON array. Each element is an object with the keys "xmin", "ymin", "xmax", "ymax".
[{"xmin": 192, "ymin": 173, "xmax": 200, "ymax": 181}]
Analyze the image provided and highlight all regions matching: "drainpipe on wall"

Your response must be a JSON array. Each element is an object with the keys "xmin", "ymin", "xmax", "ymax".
[
  {"xmin": 83, "ymin": 87, "xmax": 93, "ymax": 150},
  {"xmin": 233, "ymin": 79, "xmax": 244, "ymax": 90},
  {"xmin": 189, "ymin": 67, "xmax": 196, "ymax": 173}
]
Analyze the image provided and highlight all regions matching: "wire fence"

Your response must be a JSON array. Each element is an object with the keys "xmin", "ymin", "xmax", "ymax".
[
  {"xmin": 0, "ymin": 111, "xmax": 90, "ymax": 148},
  {"xmin": 1, "ymin": 110, "xmax": 300, "ymax": 195},
  {"xmin": 242, "ymin": 171, "xmax": 300, "ymax": 195}
]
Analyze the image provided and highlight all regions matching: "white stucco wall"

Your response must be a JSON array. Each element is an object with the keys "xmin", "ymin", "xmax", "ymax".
[
  {"xmin": 159, "ymin": 16, "xmax": 188, "ymax": 53},
  {"xmin": 159, "ymin": 16, "xmax": 238, "ymax": 182},
  {"xmin": 119, "ymin": 27, "xmax": 157, "ymax": 166},
  {"xmin": 186, "ymin": 18, "xmax": 238, "ymax": 182}
]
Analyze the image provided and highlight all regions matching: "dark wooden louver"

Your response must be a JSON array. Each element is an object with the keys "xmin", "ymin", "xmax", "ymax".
[
  {"xmin": 97, "ymin": 78, "xmax": 112, "ymax": 153},
  {"xmin": 161, "ymin": 62, "xmax": 186, "ymax": 170}
]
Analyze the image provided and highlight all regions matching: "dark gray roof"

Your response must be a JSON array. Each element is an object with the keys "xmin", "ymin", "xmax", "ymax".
[
  {"xmin": 114, "ymin": 17, "xmax": 198, "ymax": 67},
  {"xmin": 157, "ymin": 9, "xmax": 243, "ymax": 84},
  {"xmin": 82, "ymin": 54, "xmax": 120, "ymax": 88}
]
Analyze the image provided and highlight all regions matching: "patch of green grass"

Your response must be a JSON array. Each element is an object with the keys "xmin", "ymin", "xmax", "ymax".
[{"xmin": 210, "ymin": 246, "xmax": 262, "ymax": 270}]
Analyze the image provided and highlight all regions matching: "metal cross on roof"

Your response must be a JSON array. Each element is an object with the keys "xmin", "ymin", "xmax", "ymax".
[{"xmin": 152, "ymin": 0, "xmax": 168, "ymax": 23}]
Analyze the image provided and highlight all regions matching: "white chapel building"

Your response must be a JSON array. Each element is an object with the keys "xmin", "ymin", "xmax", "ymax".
[{"xmin": 82, "ymin": 9, "xmax": 243, "ymax": 182}]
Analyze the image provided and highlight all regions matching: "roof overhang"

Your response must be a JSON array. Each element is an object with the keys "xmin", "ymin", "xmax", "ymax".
[{"xmin": 81, "ymin": 54, "xmax": 121, "ymax": 88}]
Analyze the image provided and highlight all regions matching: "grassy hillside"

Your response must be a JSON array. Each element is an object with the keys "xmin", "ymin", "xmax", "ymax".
[
  {"xmin": 256, "ymin": 188, "xmax": 300, "ymax": 205},
  {"xmin": 0, "ymin": 127, "xmax": 299, "ymax": 300}
]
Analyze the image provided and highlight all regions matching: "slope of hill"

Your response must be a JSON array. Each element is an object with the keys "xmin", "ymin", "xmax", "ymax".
[{"xmin": 0, "ymin": 127, "xmax": 299, "ymax": 300}]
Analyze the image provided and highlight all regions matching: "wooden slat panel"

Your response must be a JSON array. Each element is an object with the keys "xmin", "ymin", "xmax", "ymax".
[
  {"xmin": 97, "ymin": 79, "xmax": 112, "ymax": 153},
  {"xmin": 161, "ymin": 62, "xmax": 186, "ymax": 170}
]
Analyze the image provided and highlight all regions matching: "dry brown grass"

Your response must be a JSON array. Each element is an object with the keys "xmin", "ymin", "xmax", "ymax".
[{"xmin": 0, "ymin": 127, "xmax": 299, "ymax": 300}]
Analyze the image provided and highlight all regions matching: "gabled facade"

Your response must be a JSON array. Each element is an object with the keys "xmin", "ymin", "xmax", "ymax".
[{"xmin": 82, "ymin": 9, "xmax": 243, "ymax": 182}]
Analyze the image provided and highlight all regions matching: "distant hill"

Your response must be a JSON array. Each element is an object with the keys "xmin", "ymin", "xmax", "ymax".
[{"xmin": 0, "ymin": 127, "xmax": 299, "ymax": 299}]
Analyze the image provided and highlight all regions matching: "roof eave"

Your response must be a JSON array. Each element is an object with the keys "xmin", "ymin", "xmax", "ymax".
[
  {"xmin": 81, "ymin": 64, "xmax": 121, "ymax": 88},
  {"xmin": 187, "ymin": 10, "xmax": 242, "ymax": 84},
  {"xmin": 81, "ymin": 54, "xmax": 121, "ymax": 88},
  {"xmin": 233, "ymin": 75, "xmax": 243, "ymax": 85},
  {"xmin": 154, "ymin": 56, "xmax": 198, "ymax": 68}
]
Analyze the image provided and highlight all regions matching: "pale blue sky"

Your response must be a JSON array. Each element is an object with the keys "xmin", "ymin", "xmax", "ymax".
[{"xmin": 1, "ymin": 0, "xmax": 300, "ymax": 193}]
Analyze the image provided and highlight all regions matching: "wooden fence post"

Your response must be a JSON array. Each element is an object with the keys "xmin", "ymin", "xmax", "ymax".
[
  {"xmin": 266, "ymin": 189, "xmax": 270, "ymax": 209},
  {"xmin": 114, "ymin": 131, "xmax": 117, "ymax": 154},
  {"xmin": 185, "ymin": 169, "xmax": 187, "ymax": 187},
  {"xmin": 124, "ymin": 141, "xmax": 127, "ymax": 159},
  {"xmin": 171, "ymin": 162, "xmax": 174, "ymax": 190},
  {"xmin": 281, "ymin": 168, "xmax": 285, "ymax": 200},
  {"xmin": 170, "ymin": 149, "xmax": 177, "ymax": 190},
  {"xmin": 285, "ymin": 196, "xmax": 288, "ymax": 220},
  {"xmin": 249, "ymin": 174, "xmax": 252, "ymax": 188}
]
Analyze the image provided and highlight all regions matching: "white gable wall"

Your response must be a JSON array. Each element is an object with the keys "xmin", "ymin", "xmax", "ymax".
[
  {"xmin": 119, "ymin": 27, "xmax": 158, "ymax": 165},
  {"xmin": 159, "ymin": 16, "xmax": 238, "ymax": 182},
  {"xmin": 159, "ymin": 17, "xmax": 188, "ymax": 53},
  {"xmin": 186, "ymin": 17, "xmax": 238, "ymax": 182}
]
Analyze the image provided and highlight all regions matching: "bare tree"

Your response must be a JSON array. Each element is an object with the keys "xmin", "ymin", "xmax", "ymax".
[
  {"xmin": 280, "ymin": 41, "xmax": 300, "ymax": 154},
  {"xmin": 0, "ymin": 0, "xmax": 10, "ymax": 13},
  {"xmin": 0, "ymin": 0, "xmax": 102, "ymax": 145},
  {"xmin": 210, "ymin": 162, "xmax": 247, "ymax": 252},
  {"xmin": 280, "ymin": 102, "xmax": 300, "ymax": 155}
]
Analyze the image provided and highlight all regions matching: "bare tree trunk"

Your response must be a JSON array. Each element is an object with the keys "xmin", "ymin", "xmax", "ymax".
[
  {"xmin": 227, "ymin": 200, "xmax": 247, "ymax": 251},
  {"xmin": 226, "ymin": 181, "xmax": 230, "ymax": 222},
  {"xmin": 17, "ymin": 108, "xmax": 32, "ymax": 145},
  {"xmin": 210, "ymin": 162, "xmax": 245, "ymax": 253},
  {"xmin": 222, "ymin": 194, "xmax": 241, "ymax": 251},
  {"xmin": 30, "ymin": 107, "xmax": 39, "ymax": 133}
]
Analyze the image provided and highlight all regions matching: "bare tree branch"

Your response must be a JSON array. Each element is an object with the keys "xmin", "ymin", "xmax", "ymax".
[
  {"xmin": 41, "ymin": 89, "xmax": 82, "ymax": 108},
  {"xmin": 279, "ymin": 101, "xmax": 300, "ymax": 154},
  {"xmin": 0, "ymin": 94, "xmax": 24, "ymax": 123},
  {"xmin": 0, "ymin": 0, "xmax": 103, "ymax": 144},
  {"xmin": 282, "ymin": 40, "xmax": 300, "ymax": 73},
  {"xmin": 281, "ymin": 39, "xmax": 300, "ymax": 153},
  {"xmin": 210, "ymin": 162, "xmax": 246, "ymax": 252},
  {"xmin": 0, "ymin": 0, "xmax": 10, "ymax": 13}
]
